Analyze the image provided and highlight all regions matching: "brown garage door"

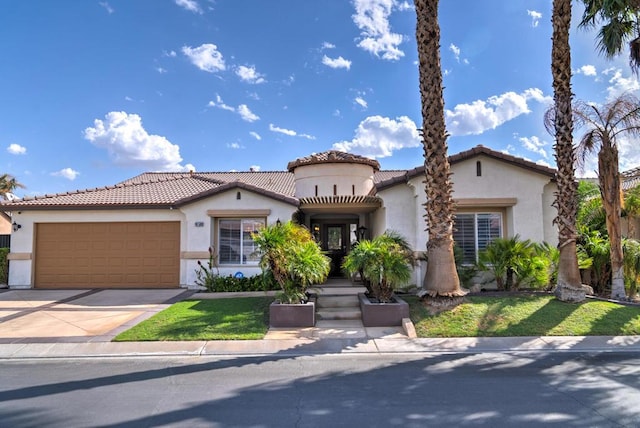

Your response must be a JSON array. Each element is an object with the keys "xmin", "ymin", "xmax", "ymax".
[{"xmin": 35, "ymin": 222, "xmax": 180, "ymax": 288}]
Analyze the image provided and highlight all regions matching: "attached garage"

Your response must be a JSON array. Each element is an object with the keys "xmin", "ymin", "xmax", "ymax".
[{"xmin": 34, "ymin": 221, "xmax": 180, "ymax": 289}]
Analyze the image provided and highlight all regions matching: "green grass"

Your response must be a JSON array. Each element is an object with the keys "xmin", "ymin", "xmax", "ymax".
[
  {"xmin": 114, "ymin": 294, "xmax": 640, "ymax": 341},
  {"xmin": 406, "ymin": 294, "xmax": 640, "ymax": 337},
  {"xmin": 114, "ymin": 297, "xmax": 272, "ymax": 341}
]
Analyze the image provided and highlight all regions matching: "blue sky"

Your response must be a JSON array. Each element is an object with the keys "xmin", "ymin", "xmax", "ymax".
[{"xmin": 2, "ymin": 0, "xmax": 640, "ymax": 198}]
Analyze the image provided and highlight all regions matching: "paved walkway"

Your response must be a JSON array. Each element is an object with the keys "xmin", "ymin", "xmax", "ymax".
[{"xmin": 1, "ymin": 335, "xmax": 639, "ymax": 359}]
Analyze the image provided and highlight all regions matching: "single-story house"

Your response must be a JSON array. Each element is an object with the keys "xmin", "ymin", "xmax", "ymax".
[{"xmin": 0, "ymin": 145, "xmax": 559, "ymax": 289}]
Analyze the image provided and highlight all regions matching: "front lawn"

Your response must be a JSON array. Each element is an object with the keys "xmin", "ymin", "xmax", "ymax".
[
  {"xmin": 113, "ymin": 294, "xmax": 640, "ymax": 341},
  {"xmin": 114, "ymin": 297, "xmax": 272, "ymax": 341},
  {"xmin": 406, "ymin": 294, "xmax": 640, "ymax": 337}
]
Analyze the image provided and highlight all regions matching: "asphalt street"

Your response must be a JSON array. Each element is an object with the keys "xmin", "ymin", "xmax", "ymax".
[{"xmin": 1, "ymin": 351, "xmax": 639, "ymax": 427}]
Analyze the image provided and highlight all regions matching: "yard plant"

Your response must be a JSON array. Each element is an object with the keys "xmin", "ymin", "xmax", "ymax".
[
  {"xmin": 342, "ymin": 231, "xmax": 413, "ymax": 303},
  {"xmin": 252, "ymin": 221, "xmax": 330, "ymax": 304}
]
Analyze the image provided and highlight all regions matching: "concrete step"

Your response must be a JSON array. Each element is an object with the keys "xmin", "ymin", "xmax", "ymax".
[
  {"xmin": 309, "ymin": 286, "xmax": 367, "ymax": 296},
  {"xmin": 316, "ymin": 295, "xmax": 360, "ymax": 309},
  {"xmin": 316, "ymin": 307, "xmax": 362, "ymax": 321}
]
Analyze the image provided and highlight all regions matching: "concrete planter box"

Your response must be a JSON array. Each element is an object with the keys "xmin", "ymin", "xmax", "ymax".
[
  {"xmin": 359, "ymin": 293, "xmax": 409, "ymax": 327},
  {"xmin": 269, "ymin": 301, "xmax": 316, "ymax": 327}
]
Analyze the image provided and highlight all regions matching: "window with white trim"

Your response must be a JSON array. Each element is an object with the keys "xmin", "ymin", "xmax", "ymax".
[
  {"xmin": 453, "ymin": 213, "xmax": 502, "ymax": 264},
  {"xmin": 217, "ymin": 218, "xmax": 265, "ymax": 265}
]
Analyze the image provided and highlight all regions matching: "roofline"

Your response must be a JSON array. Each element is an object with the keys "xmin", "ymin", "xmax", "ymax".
[
  {"xmin": 173, "ymin": 181, "xmax": 299, "ymax": 207},
  {"xmin": 376, "ymin": 145, "xmax": 557, "ymax": 191}
]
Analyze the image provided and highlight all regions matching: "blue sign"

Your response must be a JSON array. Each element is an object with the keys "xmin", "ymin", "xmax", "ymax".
[{"xmin": 234, "ymin": 272, "xmax": 244, "ymax": 278}]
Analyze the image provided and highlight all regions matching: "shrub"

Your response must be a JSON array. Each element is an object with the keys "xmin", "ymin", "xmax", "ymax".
[
  {"xmin": 252, "ymin": 221, "xmax": 330, "ymax": 304},
  {"xmin": 0, "ymin": 247, "xmax": 8, "ymax": 284}
]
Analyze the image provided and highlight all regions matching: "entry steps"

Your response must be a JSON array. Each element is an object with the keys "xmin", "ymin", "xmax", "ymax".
[{"xmin": 309, "ymin": 279, "xmax": 367, "ymax": 322}]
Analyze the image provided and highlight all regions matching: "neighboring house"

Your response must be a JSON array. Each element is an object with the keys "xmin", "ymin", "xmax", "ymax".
[
  {"xmin": 622, "ymin": 166, "xmax": 640, "ymax": 239},
  {"xmin": 0, "ymin": 212, "xmax": 11, "ymax": 236},
  {"xmin": 0, "ymin": 145, "xmax": 558, "ymax": 290}
]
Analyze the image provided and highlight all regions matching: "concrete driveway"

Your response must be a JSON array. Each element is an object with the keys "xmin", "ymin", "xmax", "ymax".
[{"xmin": 0, "ymin": 289, "xmax": 189, "ymax": 344}]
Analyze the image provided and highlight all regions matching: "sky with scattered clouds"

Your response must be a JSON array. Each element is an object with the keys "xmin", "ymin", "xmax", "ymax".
[{"xmin": 2, "ymin": 0, "xmax": 639, "ymax": 197}]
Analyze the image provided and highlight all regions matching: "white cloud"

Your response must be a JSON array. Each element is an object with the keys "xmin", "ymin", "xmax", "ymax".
[
  {"xmin": 322, "ymin": 42, "xmax": 336, "ymax": 50},
  {"xmin": 227, "ymin": 143, "xmax": 243, "ymax": 149},
  {"xmin": 449, "ymin": 44, "xmax": 461, "ymax": 61},
  {"xmin": 249, "ymin": 165, "xmax": 261, "ymax": 171},
  {"xmin": 163, "ymin": 50, "xmax": 177, "ymax": 58},
  {"xmin": 236, "ymin": 65, "xmax": 266, "ymax": 84},
  {"xmin": 446, "ymin": 88, "xmax": 552, "ymax": 136},
  {"xmin": 355, "ymin": 96, "xmax": 368, "ymax": 109},
  {"xmin": 604, "ymin": 68, "xmax": 640, "ymax": 100},
  {"xmin": 51, "ymin": 168, "xmax": 79, "ymax": 180},
  {"xmin": 527, "ymin": 10, "xmax": 542, "ymax": 27},
  {"xmin": 237, "ymin": 104, "xmax": 260, "ymax": 122},
  {"xmin": 84, "ymin": 111, "xmax": 190, "ymax": 171},
  {"xmin": 352, "ymin": 0, "xmax": 406, "ymax": 61},
  {"xmin": 156, "ymin": 67, "xmax": 167, "ymax": 74},
  {"xmin": 249, "ymin": 131, "xmax": 262, "ymax": 140},
  {"xmin": 7, "ymin": 143, "xmax": 26, "ymax": 155},
  {"xmin": 269, "ymin": 124, "xmax": 297, "ymax": 136},
  {"xmin": 99, "ymin": 2, "xmax": 114, "ymax": 14},
  {"xmin": 207, "ymin": 94, "xmax": 235, "ymax": 112},
  {"xmin": 332, "ymin": 115, "xmax": 420, "ymax": 158},
  {"xmin": 269, "ymin": 123, "xmax": 314, "ymax": 139},
  {"xmin": 175, "ymin": 0, "xmax": 202, "ymax": 14},
  {"xmin": 333, "ymin": 109, "xmax": 342, "ymax": 117},
  {"xmin": 396, "ymin": 1, "xmax": 412, "ymax": 11},
  {"xmin": 519, "ymin": 135, "xmax": 549, "ymax": 159},
  {"xmin": 576, "ymin": 65, "xmax": 597, "ymax": 76},
  {"xmin": 322, "ymin": 55, "xmax": 352, "ymax": 70},
  {"xmin": 182, "ymin": 44, "xmax": 225, "ymax": 72}
]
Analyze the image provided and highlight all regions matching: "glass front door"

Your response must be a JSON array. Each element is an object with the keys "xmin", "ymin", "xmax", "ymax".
[{"xmin": 325, "ymin": 224, "xmax": 347, "ymax": 277}]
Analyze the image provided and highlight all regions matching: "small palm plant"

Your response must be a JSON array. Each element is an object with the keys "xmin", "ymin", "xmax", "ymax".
[
  {"xmin": 252, "ymin": 221, "xmax": 330, "ymax": 304},
  {"xmin": 478, "ymin": 235, "xmax": 538, "ymax": 291},
  {"xmin": 342, "ymin": 231, "xmax": 413, "ymax": 303}
]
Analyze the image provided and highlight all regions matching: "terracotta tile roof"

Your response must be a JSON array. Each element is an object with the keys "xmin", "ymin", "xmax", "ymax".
[
  {"xmin": 124, "ymin": 171, "xmax": 296, "ymax": 197},
  {"xmin": 0, "ymin": 173, "xmax": 297, "ymax": 210},
  {"xmin": 287, "ymin": 150, "xmax": 380, "ymax": 172},
  {"xmin": 0, "ymin": 146, "xmax": 557, "ymax": 211}
]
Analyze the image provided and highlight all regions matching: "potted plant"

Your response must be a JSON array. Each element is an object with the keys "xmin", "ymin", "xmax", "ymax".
[
  {"xmin": 342, "ymin": 231, "xmax": 412, "ymax": 326},
  {"xmin": 253, "ymin": 221, "xmax": 330, "ymax": 327}
]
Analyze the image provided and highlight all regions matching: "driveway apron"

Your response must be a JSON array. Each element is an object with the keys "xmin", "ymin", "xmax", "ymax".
[{"xmin": 0, "ymin": 289, "xmax": 188, "ymax": 344}]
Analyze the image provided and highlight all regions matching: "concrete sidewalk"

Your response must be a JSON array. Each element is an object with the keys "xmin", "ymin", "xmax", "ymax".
[{"xmin": 1, "ymin": 335, "xmax": 639, "ymax": 360}]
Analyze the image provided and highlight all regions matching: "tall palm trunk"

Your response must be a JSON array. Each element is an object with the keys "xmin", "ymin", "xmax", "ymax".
[
  {"xmin": 551, "ymin": 0, "xmax": 586, "ymax": 302},
  {"xmin": 414, "ymin": 0, "xmax": 465, "ymax": 298},
  {"xmin": 598, "ymin": 142, "xmax": 626, "ymax": 298}
]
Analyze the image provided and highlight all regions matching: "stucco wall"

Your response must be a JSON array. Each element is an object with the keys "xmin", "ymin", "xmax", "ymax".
[
  {"xmin": 293, "ymin": 163, "xmax": 375, "ymax": 198},
  {"xmin": 0, "ymin": 214, "xmax": 10, "ymax": 235},
  {"xmin": 180, "ymin": 189, "xmax": 296, "ymax": 285},
  {"xmin": 374, "ymin": 155, "xmax": 557, "ymax": 286},
  {"xmin": 447, "ymin": 155, "xmax": 557, "ymax": 243}
]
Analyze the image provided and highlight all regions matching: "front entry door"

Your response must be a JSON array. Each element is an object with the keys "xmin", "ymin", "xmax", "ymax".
[{"xmin": 325, "ymin": 224, "xmax": 347, "ymax": 277}]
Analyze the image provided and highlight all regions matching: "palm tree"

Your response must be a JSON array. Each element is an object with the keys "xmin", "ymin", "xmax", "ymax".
[
  {"xmin": 574, "ymin": 93, "xmax": 640, "ymax": 299},
  {"xmin": 547, "ymin": 0, "xmax": 586, "ymax": 302},
  {"xmin": 342, "ymin": 232, "xmax": 414, "ymax": 303},
  {"xmin": 578, "ymin": 0, "xmax": 640, "ymax": 74},
  {"xmin": 0, "ymin": 174, "xmax": 25, "ymax": 200},
  {"xmin": 414, "ymin": 0, "xmax": 466, "ymax": 300}
]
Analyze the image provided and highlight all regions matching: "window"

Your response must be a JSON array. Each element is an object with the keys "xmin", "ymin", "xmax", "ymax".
[
  {"xmin": 453, "ymin": 213, "xmax": 502, "ymax": 264},
  {"xmin": 476, "ymin": 161, "xmax": 482, "ymax": 177},
  {"xmin": 218, "ymin": 218, "xmax": 264, "ymax": 265}
]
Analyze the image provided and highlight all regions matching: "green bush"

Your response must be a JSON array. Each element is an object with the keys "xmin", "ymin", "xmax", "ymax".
[
  {"xmin": 205, "ymin": 273, "xmax": 278, "ymax": 293},
  {"xmin": 0, "ymin": 247, "xmax": 8, "ymax": 284}
]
